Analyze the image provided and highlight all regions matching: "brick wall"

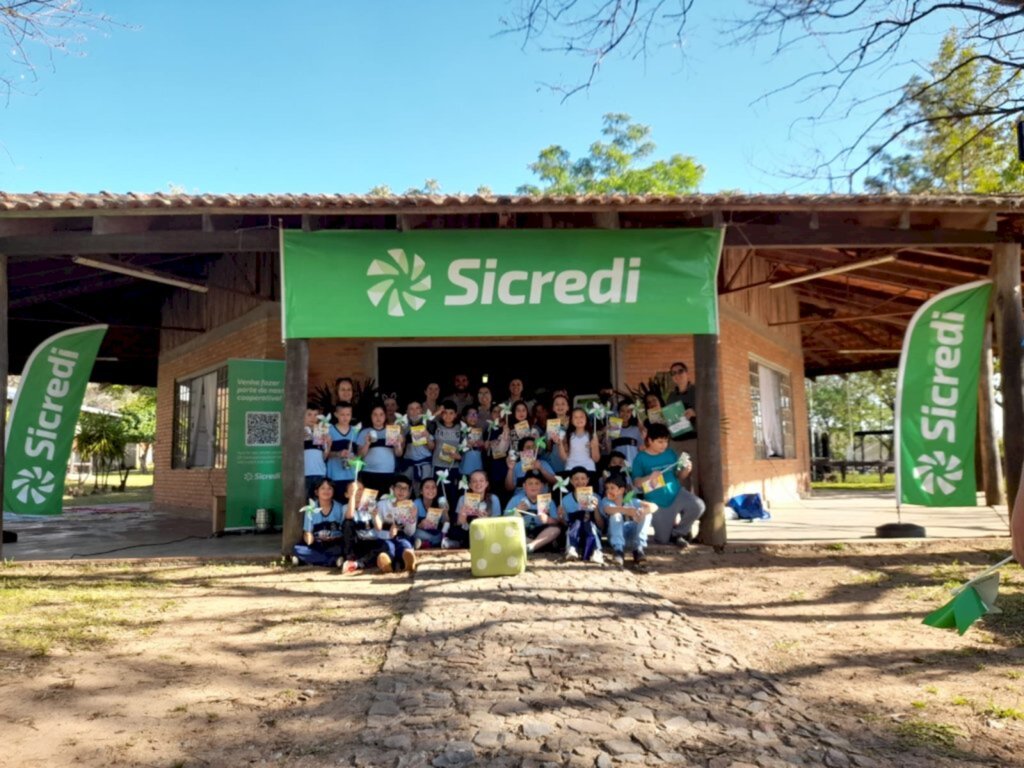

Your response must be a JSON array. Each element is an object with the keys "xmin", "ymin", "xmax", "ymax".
[{"xmin": 153, "ymin": 304, "xmax": 283, "ymax": 512}]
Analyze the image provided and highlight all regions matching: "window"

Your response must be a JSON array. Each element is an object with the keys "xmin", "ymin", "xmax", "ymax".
[
  {"xmin": 172, "ymin": 366, "xmax": 228, "ymax": 469},
  {"xmin": 749, "ymin": 358, "xmax": 795, "ymax": 460}
]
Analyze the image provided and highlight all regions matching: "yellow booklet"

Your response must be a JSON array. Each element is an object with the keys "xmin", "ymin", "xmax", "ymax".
[
  {"xmin": 421, "ymin": 507, "xmax": 444, "ymax": 531},
  {"xmin": 520, "ymin": 449, "xmax": 536, "ymax": 471},
  {"xmin": 463, "ymin": 492, "xmax": 485, "ymax": 516},
  {"xmin": 440, "ymin": 442, "xmax": 459, "ymax": 463},
  {"xmin": 410, "ymin": 424, "xmax": 428, "ymax": 447},
  {"xmin": 536, "ymin": 493, "xmax": 552, "ymax": 517},
  {"xmin": 385, "ymin": 424, "xmax": 402, "ymax": 447},
  {"xmin": 607, "ymin": 416, "xmax": 623, "ymax": 439},
  {"xmin": 576, "ymin": 486, "xmax": 595, "ymax": 510},
  {"xmin": 394, "ymin": 499, "xmax": 417, "ymax": 527},
  {"xmin": 640, "ymin": 473, "xmax": 666, "ymax": 494},
  {"xmin": 546, "ymin": 419, "xmax": 563, "ymax": 441},
  {"xmin": 514, "ymin": 420, "xmax": 532, "ymax": 438},
  {"xmin": 356, "ymin": 488, "xmax": 378, "ymax": 515}
]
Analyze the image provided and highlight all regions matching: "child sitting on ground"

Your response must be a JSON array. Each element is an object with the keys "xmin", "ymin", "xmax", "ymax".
[
  {"xmin": 446, "ymin": 469, "xmax": 502, "ymax": 549},
  {"xmin": 504, "ymin": 470, "xmax": 562, "ymax": 555},
  {"xmin": 413, "ymin": 478, "xmax": 449, "ymax": 549},
  {"xmin": 292, "ymin": 478, "xmax": 345, "ymax": 567},
  {"xmin": 559, "ymin": 465, "xmax": 604, "ymax": 564},
  {"xmin": 600, "ymin": 472, "xmax": 657, "ymax": 569},
  {"xmin": 375, "ymin": 475, "xmax": 418, "ymax": 574},
  {"xmin": 338, "ymin": 481, "xmax": 383, "ymax": 575},
  {"xmin": 504, "ymin": 436, "xmax": 558, "ymax": 493}
]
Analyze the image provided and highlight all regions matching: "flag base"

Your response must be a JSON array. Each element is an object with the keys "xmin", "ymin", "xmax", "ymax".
[
  {"xmin": 875, "ymin": 522, "xmax": 926, "ymax": 538},
  {"xmin": 2, "ymin": 530, "xmax": 18, "ymax": 543}
]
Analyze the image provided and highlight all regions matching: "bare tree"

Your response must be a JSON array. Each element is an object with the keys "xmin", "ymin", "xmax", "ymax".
[
  {"xmin": 0, "ymin": 1, "xmax": 118, "ymax": 102},
  {"xmin": 506, "ymin": 1, "xmax": 1024, "ymax": 186}
]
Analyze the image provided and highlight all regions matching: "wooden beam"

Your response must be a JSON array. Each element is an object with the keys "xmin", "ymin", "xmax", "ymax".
[
  {"xmin": 0, "ymin": 229, "xmax": 279, "ymax": 256},
  {"xmin": 769, "ymin": 253, "xmax": 898, "ymax": 288},
  {"xmin": 10, "ymin": 275, "xmax": 135, "ymax": 308},
  {"xmin": 978, "ymin": 319, "xmax": 1004, "ymax": 505},
  {"xmin": 280, "ymin": 338, "xmax": 309, "ymax": 555},
  {"xmin": 91, "ymin": 215, "xmax": 154, "ymax": 235},
  {"xmin": 725, "ymin": 225, "xmax": 1004, "ymax": 249},
  {"xmin": 695, "ymin": 333, "xmax": 726, "ymax": 549},
  {"xmin": 995, "ymin": 242, "xmax": 1024, "ymax": 507},
  {"xmin": 771, "ymin": 310, "xmax": 915, "ymax": 327}
]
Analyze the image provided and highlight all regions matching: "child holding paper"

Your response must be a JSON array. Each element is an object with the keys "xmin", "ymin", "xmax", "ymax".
[
  {"xmin": 357, "ymin": 404, "xmax": 405, "ymax": 493},
  {"xmin": 459, "ymin": 405, "xmax": 485, "ymax": 477},
  {"xmin": 292, "ymin": 478, "xmax": 345, "ymax": 567},
  {"xmin": 543, "ymin": 393, "xmax": 571, "ymax": 473},
  {"xmin": 601, "ymin": 472, "xmax": 657, "ymax": 568},
  {"xmin": 558, "ymin": 407, "xmax": 600, "ymax": 474},
  {"xmin": 608, "ymin": 400, "xmax": 643, "ymax": 466},
  {"xmin": 447, "ymin": 470, "xmax": 502, "ymax": 548},
  {"xmin": 303, "ymin": 403, "xmax": 331, "ymax": 499},
  {"xmin": 505, "ymin": 436, "xmax": 558, "ymax": 492},
  {"xmin": 432, "ymin": 400, "xmax": 463, "ymax": 500},
  {"xmin": 504, "ymin": 470, "xmax": 562, "ymax": 555},
  {"xmin": 631, "ymin": 423, "xmax": 705, "ymax": 546},
  {"xmin": 326, "ymin": 401, "xmax": 360, "ymax": 500},
  {"xmin": 402, "ymin": 400, "xmax": 434, "ymax": 488},
  {"xmin": 375, "ymin": 476, "xmax": 417, "ymax": 573},
  {"xmin": 559, "ymin": 466, "xmax": 604, "ymax": 564},
  {"xmin": 507, "ymin": 400, "xmax": 536, "ymax": 440},
  {"xmin": 338, "ymin": 482, "xmax": 384, "ymax": 575},
  {"xmin": 414, "ymin": 478, "xmax": 448, "ymax": 549}
]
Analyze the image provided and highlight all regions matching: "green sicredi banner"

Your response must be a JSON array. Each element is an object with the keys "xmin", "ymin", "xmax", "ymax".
[
  {"xmin": 896, "ymin": 280, "xmax": 992, "ymax": 507},
  {"xmin": 226, "ymin": 359, "xmax": 285, "ymax": 528},
  {"xmin": 4, "ymin": 324, "xmax": 107, "ymax": 515},
  {"xmin": 281, "ymin": 229, "xmax": 723, "ymax": 338}
]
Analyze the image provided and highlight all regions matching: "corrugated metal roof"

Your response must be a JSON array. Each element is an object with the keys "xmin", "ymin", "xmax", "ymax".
[{"xmin": 2, "ymin": 190, "xmax": 1024, "ymax": 214}]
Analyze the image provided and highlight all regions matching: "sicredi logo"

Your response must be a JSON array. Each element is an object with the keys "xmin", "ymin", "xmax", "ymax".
[
  {"xmin": 11, "ymin": 466, "xmax": 55, "ymax": 505},
  {"xmin": 366, "ymin": 249, "xmax": 642, "ymax": 314},
  {"xmin": 912, "ymin": 450, "xmax": 963, "ymax": 496}
]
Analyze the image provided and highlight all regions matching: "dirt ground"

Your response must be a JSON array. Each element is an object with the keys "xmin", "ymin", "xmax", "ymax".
[
  {"xmin": 648, "ymin": 538, "xmax": 1024, "ymax": 766},
  {"xmin": 0, "ymin": 539, "xmax": 1021, "ymax": 767}
]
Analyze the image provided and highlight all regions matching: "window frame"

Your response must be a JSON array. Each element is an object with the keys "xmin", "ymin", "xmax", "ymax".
[
  {"xmin": 171, "ymin": 365, "xmax": 229, "ymax": 469},
  {"xmin": 748, "ymin": 356, "xmax": 796, "ymax": 460}
]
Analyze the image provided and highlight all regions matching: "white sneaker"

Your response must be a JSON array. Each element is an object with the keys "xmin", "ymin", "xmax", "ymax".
[
  {"xmin": 290, "ymin": 555, "xmax": 300, "ymax": 566},
  {"xmin": 441, "ymin": 537, "xmax": 455, "ymax": 549},
  {"xmin": 591, "ymin": 550, "xmax": 604, "ymax": 565},
  {"xmin": 565, "ymin": 546, "xmax": 580, "ymax": 561}
]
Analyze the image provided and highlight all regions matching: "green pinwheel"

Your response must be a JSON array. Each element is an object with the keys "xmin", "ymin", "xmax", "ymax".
[
  {"xmin": 394, "ymin": 412, "xmax": 409, "ymax": 428},
  {"xmin": 499, "ymin": 402, "xmax": 512, "ymax": 419},
  {"xmin": 923, "ymin": 556, "xmax": 1012, "ymax": 635},
  {"xmin": 348, "ymin": 457, "xmax": 366, "ymax": 484},
  {"xmin": 552, "ymin": 475, "xmax": 571, "ymax": 502},
  {"xmin": 534, "ymin": 435, "xmax": 548, "ymax": 454}
]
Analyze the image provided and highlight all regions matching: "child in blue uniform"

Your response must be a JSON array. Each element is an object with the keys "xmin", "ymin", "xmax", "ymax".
[
  {"xmin": 446, "ymin": 469, "xmax": 502, "ymax": 548},
  {"xmin": 559, "ymin": 465, "xmax": 604, "ymax": 564},
  {"xmin": 358, "ymin": 404, "xmax": 405, "ymax": 493},
  {"xmin": 431, "ymin": 400, "xmax": 463, "ymax": 500},
  {"xmin": 600, "ymin": 472, "xmax": 657, "ymax": 569},
  {"xmin": 326, "ymin": 401, "xmax": 360, "ymax": 500},
  {"xmin": 458, "ymin": 405, "xmax": 485, "ymax": 477},
  {"xmin": 401, "ymin": 400, "xmax": 434, "ymax": 488},
  {"xmin": 414, "ymin": 477, "xmax": 448, "ymax": 549},
  {"xmin": 504, "ymin": 436, "xmax": 558, "ymax": 493},
  {"xmin": 338, "ymin": 481, "xmax": 383, "ymax": 575},
  {"xmin": 375, "ymin": 476, "xmax": 417, "ymax": 573},
  {"xmin": 608, "ymin": 401, "xmax": 643, "ymax": 466},
  {"xmin": 292, "ymin": 478, "xmax": 345, "ymax": 566},
  {"xmin": 504, "ymin": 470, "xmax": 563, "ymax": 555},
  {"xmin": 303, "ymin": 403, "xmax": 330, "ymax": 499}
]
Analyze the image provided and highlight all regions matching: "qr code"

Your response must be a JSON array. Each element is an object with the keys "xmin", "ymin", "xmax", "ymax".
[{"xmin": 245, "ymin": 411, "xmax": 281, "ymax": 447}]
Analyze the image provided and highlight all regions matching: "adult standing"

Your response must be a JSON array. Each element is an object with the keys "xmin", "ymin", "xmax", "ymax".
[
  {"xmin": 477, "ymin": 385, "xmax": 494, "ymax": 414},
  {"xmin": 423, "ymin": 382, "xmax": 441, "ymax": 416},
  {"xmin": 666, "ymin": 361, "xmax": 699, "ymax": 496},
  {"xmin": 444, "ymin": 372, "xmax": 474, "ymax": 414}
]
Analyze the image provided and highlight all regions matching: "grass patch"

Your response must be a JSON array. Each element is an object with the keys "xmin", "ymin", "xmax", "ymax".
[
  {"xmin": 0, "ymin": 567, "xmax": 166, "ymax": 657},
  {"xmin": 982, "ymin": 703, "xmax": 1024, "ymax": 721},
  {"xmin": 894, "ymin": 718, "xmax": 962, "ymax": 751},
  {"xmin": 63, "ymin": 472, "xmax": 154, "ymax": 507},
  {"xmin": 813, "ymin": 473, "xmax": 895, "ymax": 491}
]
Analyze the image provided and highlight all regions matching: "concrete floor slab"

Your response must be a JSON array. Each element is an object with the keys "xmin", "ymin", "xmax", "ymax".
[{"xmin": 1, "ymin": 489, "xmax": 1011, "ymax": 562}]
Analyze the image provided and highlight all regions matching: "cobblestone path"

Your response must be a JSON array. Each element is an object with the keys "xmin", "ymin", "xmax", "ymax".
[{"xmin": 338, "ymin": 557, "xmax": 899, "ymax": 768}]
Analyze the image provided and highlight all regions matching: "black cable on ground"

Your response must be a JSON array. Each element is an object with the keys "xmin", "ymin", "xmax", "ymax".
[{"xmin": 70, "ymin": 535, "xmax": 212, "ymax": 559}]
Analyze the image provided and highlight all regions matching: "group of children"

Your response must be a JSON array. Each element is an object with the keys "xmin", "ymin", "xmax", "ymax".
[{"xmin": 295, "ymin": 377, "xmax": 706, "ymax": 573}]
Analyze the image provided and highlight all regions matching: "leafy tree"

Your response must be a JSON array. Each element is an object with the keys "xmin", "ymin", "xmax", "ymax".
[
  {"xmin": 865, "ymin": 31, "xmax": 1024, "ymax": 194},
  {"xmin": 506, "ymin": 1, "xmax": 1024, "ymax": 184},
  {"xmin": 807, "ymin": 370, "xmax": 896, "ymax": 462},
  {"xmin": 120, "ymin": 389, "xmax": 156, "ymax": 473},
  {"xmin": 76, "ymin": 412, "xmax": 133, "ymax": 492},
  {"xmin": 517, "ymin": 113, "xmax": 704, "ymax": 195}
]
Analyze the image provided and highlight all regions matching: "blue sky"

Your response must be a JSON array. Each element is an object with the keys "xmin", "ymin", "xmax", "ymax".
[{"xmin": 0, "ymin": 1, "xmax": 950, "ymax": 195}]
